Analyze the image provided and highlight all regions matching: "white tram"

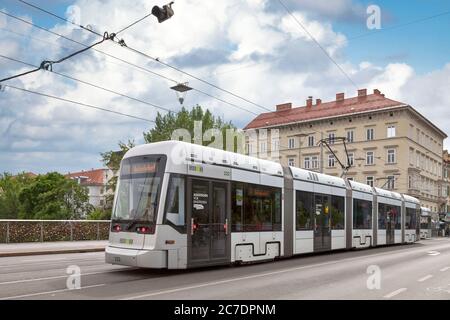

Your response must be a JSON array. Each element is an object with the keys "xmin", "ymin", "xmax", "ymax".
[{"xmin": 106, "ymin": 141, "xmax": 421, "ymax": 269}]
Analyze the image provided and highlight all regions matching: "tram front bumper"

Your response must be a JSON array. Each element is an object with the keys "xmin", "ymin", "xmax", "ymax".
[{"xmin": 105, "ymin": 246, "xmax": 167, "ymax": 269}]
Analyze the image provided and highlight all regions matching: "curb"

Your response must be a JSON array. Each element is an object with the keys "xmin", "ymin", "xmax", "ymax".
[{"xmin": 0, "ymin": 247, "xmax": 105, "ymax": 258}]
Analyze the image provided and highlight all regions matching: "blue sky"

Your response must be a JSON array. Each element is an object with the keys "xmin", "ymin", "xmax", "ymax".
[{"xmin": 1, "ymin": 0, "xmax": 450, "ymax": 174}]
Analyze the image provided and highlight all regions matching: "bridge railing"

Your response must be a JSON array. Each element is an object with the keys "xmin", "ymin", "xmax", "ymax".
[{"xmin": 0, "ymin": 220, "xmax": 111, "ymax": 244}]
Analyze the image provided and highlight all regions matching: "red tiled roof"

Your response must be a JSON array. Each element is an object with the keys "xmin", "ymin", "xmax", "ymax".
[
  {"xmin": 66, "ymin": 169, "xmax": 106, "ymax": 186},
  {"xmin": 244, "ymin": 91, "xmax": 404, "ymax": 130}
]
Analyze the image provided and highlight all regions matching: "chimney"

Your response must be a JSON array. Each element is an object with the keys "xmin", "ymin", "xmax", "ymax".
[
  {"xmin": 276, "ymin": 103, "xmax": 292, "ymax": 112},
  {"xmin": 306, "ymin": 96, "xmax": 313, "ymax": 108},
  {"xmin": 358, "ymin": 89, "xmax": 367, "ymax": 97},
  {"xmin": 374, "ymin": 89, "xmax": 381, "ymax": 95},
  {"xmin": 316, "ymin": 99, "xmax": 322, "ymax": 106},
  {"xmin": 336, "ymin": 93, "xmax": 345, "ymax": 102}
]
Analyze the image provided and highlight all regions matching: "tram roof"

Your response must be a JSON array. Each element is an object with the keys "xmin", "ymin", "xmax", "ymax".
[
  {"xmin": 124, "ymin": 141, "xmax": 284, "ymax": 176},
  {"xmin": 403, "ymin": 194, "xmax": 421, "ymax": 205},
  {"xmin": 374, "ymin": 187, "xmax": 402, "ymax": 201},
  {"xmin": 289, "ymin": 167, "xmax": 346, "ymax": 188}
]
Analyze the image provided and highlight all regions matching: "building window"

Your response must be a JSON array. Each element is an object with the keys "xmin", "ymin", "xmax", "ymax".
[
  {"xmin": 328, "ymin": 155, "xmax": 335, "ymax": 168},
  {"xmin": 408, "ymin": 176, "xmax": 413, "ymax": 189},
  {"xmin": 346, "ymin": 130, "xmax": 354, "ymax": 143},
  {"xmin": 328, "ymin": 133, "xmax": 336, "ymax": 144},
  {"xmin": 271, "ymin": 139, "xmax": 279, "ymax": 153},
  {"xmin": 304, "ymin": 157, "xmax": 311, "ymax": 169},
  {"xmin": 308, "ymin": 135, "xmax": 315, "ymax": 147},
  {"xmin": 288, "ymin": 138, "xmax": 295, "ymax": 149},
  {"xmin": 366, "ymin": 176, "xmax": 374, "ymax": 187},
  {"xmin": 246, "ymin": 143, "xmax": 253, "ymax": 155},
  {"xmin": 312, "ymin": 156, "xmax": 319, "ymax": 169},
  {"xmin": 260, "ymin": 141, "xmax": 267, "ymax": 154},
  {"xmin": 367, "ymin": 128, "xmax": 374, "ymax": 141},
  {"xmin": 387, "ymin": 176, "xmax": 396, "ymax": 190},
  {"xmin": 387, "ymin": 149, "xmax": 396, "ymax": 164},
  {"xmin": 387, "ymin": 125, "xmax": 396, "ymax": 138},
  {"xmin": 366, "ymin": 151, "xmax": 374, "ymax": 165},
  {"xmin": 288, "ymin": 158, "xmax": 295, "ymax": 167},
  {"xmin": 353, "ymin": 198, "xmax": 372, "ymax": 230},
  {"xmin": 347, "ymin": 153, "xmax": 354, "ymax": 167}
]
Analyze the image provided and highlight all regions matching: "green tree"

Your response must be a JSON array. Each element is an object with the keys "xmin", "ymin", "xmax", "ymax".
[
  {"xmin": 101, "ymin": 105, "xmax": 237, "ymax": 208},
  {"xmin": 143, "ymin": 105, "xmax": 235, "ymax": 145},
  {"xmin": 87, "ymin": 208, "xmax": 112, "ymax": 220},
  {"xmin": 19, "ymin": 173, "xmax": 93, "ymax": 220},
  {"xmin": 0, "ymin": 173, "xmax": 35, "ymax": 219}
]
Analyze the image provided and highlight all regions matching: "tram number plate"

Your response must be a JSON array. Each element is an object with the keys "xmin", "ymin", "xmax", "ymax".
[{"xmin": 119, "ymin": 238, "xmax": 134, "ymax": 245}]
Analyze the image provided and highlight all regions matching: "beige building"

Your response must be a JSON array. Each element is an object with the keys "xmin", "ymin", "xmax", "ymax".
[
  {"xmin": 244, "ymin": 89, "xmax": 447, "ymax": 213},
  {"xmin": 443, "ymin": 150, "xmax": 450, "ymax": 212}
]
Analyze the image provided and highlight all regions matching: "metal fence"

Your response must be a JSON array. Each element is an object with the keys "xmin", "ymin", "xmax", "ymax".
[{"xmin": 0, "ymin": 220, "xmax": 111, "ymax": 244}]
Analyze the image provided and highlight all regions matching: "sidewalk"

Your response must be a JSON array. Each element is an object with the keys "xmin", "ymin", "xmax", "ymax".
[{"xmin": 0, "ymin": 241, "xmax": 108, "ymax": 257}]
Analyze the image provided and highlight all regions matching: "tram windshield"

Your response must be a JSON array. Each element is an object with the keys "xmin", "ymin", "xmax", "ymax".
[{"xmin": 113, "ymin": 155, "xmax": 166, "ymax": 225}]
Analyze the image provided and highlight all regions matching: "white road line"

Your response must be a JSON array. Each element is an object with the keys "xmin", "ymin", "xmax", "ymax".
[
  {"xmin": 427, "ymin": 251, "xmax": 441, "ymax": 256},
  {"xmin": 0, "ymin": 258, "xmax": 105, "ymax": 269},
  {"xmin": 121, "ymin": 243, "xmax": 450, "ymax": 300},
  {"xmin": 0, "ymin": 268, "xmax": 133, "ymax": 285},
  {"xmin": 21, "ymin": 257, "xmax": 69, "ymax": 263},
  {"xmin": 418, "ymin": 275, "xmax": 433, "ymax": 282},
  {"xmin": 383, "ymin": 288, "xmax": 407, "ymax": 299},
  {"xmin": 0, "ymin": 284, "xmax": 105, "ymax": 300},
  {"xmin": 440, "ymin": 267, "xmax": 450, "ymax": 272}
]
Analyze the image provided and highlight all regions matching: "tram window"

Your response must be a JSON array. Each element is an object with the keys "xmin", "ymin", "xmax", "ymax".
[
  {"xmin": 296, "ymin": 191, "xmax": 314, "ymax": 230},
  {"xmin": 243, "ymin": 185, "xmax": 282, "ymax": 232},
  {"xmin": 164, "ymin": 175, "xmax": 186, "ymax": 232},
  {"xmin": 378, "ymin": 203, "xmax": 387, "ymax": 229},
  {"xmin": 405, "ymin": 208, "xmax": 417, "ymax": 230},
  {"xmin": 353, "ymin": 199, "xmax": 372, "ymax": 229},
  {"xmin": 232, "ymin": 183, "xmax": 244, "ymax": 232},
  {"xmin": 393, "ymin": 206, "xmax": 401, "ymax": 230},
  {"xmin": 331, "ymin": 196, "xmax": 345, "ymax": 229}
]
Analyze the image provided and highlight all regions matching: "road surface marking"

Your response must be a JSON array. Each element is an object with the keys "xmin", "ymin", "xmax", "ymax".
[
  {"xmin": 0, "ymin": 257, "xmax": 105, "ymax": 269},
  {"xmin": 383, "ymin": 288, "xmax": 407, "ymax": 299},
  {"xmin": 0, "ymin": 268, "xmax": 133, "ymax": 285},
  {"xmin": 0, "ymin": 284, "xmax": 105, "ymax": 300},
  {"xmin": 121, "ymin": 243, "xmax": 450, "ymax": 300},
  {"xmin": 21, "ymin": 257, "xmax": 69, "ymax": 263},
  {"xmin": 440, "ymin": 267, "xmax": 450, "ymax": 272},
  {"xmin": 418, "ymin": 275, "xmax": 433, "ymax": 282},
  {"xmin": 427, "ymin": 251, "xmax": 441, "ymax": 256}
]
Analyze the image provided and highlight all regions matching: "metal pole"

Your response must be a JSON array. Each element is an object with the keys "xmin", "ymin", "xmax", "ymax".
[
  {"xmin": 70, "ymin": 221, "xmax": 73, "ymax": 241},
  {"xmin": 6, "ymin": 222, "xmax": 9, "ymax": 244},
  {"xmin": 40, "ymin": 221, "xmax": 44, "ymax": 242},
  {"xmin": 320, "ymin": 132, "xmax": 324, "ymax": 173},
  {"xmin": 97, "ymin": 222, "xmax": 100, "ymax": 240}
]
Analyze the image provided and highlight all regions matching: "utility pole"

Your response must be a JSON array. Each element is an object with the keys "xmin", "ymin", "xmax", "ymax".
[{"xmin": 320, "ymin": 132, "xmax": 324, "ymax": 173}]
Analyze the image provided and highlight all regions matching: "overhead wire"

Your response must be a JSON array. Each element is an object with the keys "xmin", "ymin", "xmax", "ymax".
[
  {"xmin": 0, "ymin": 9, "xmax": 259, "ymax": 116},
  {"xmin": 4, "ymin": 84, "xmax": 155, "ymax": 123}
]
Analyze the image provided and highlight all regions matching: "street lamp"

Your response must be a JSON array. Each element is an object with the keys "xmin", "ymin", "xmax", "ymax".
[
  {"xmin": 170, "ymin": 82, "xmax": 193, "ymax": 105},
  {"xmin": 152, "ymin": 2, "xmax": 175, "ymax": 23}
]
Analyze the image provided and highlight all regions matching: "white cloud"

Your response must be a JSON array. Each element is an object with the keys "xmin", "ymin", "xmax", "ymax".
[{"xmin": 0, "ymin": 0, "xmax": 449, "ymax": 174}]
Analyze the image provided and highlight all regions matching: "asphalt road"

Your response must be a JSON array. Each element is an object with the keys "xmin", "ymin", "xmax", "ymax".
[{"xmin": 0, "ymin": 238, "xmax": 449, "ymax": 300}]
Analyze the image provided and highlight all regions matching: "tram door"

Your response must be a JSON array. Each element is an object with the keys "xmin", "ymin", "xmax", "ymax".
[
  {"xmin": 386, "ymin": 209, "xmax": 395, "ymax": 245},
  {"xmin": 188, "ymin": 179, "xmax": 230, "ymax": 266},
  {"xmin": 314, "ymin": 194, "xmax": 332, "ymax": 252}
]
